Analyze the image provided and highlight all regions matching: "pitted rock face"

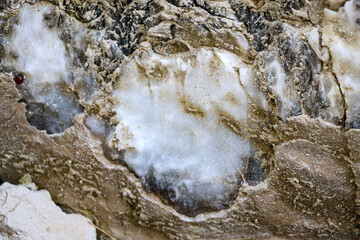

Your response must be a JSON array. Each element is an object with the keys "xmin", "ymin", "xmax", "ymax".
[{"xmin": 0, "ymin": 0, "xmax": 359, "ymax": 239}]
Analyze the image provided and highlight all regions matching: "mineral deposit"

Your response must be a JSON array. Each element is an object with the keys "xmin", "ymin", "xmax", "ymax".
[{"xmin": 0, "ymin": 0, "xmax": 359, "ymax": 239}]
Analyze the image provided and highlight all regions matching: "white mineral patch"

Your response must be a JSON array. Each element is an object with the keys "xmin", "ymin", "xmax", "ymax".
[
  {"xmin": 344, "ymin": 0, "xmax": 360, "ymax": 28},
  {"xmin": 86, "ymin": 115, "xmax": 107, "ymax": 137},
  {"xmin": 2, "ymin": 3, "xmax": 83, "ymax": 133},
  {"xmin": 323, "ymin": 0, "xmax": 360, "ymax": 127},
  {"xmin": 111, "ymin": 45, "xmax": 262, "ymax": 211},
  {"xmin": 262, "ymin": 23, "xmax": 345, "ymax": 124},
  {"xmin": 0, "ymin": 183, "xmax": 96, "ymax": 240},
  {"xmin": 4, "ymin": 4, "xmax": 69, "ymax": 86},
  {"xmin": 306, "ymin": 28, "xmax": 330, "ymax": 62},
  {"xmin": 262, "ymin": 24, "xmax": 305, "ymax": 121},
  {"xmin": 263, "ymin": 51, "xmax": 294, "ymax": 121},
  {"xmin": 317, "ymin": 72, "xmax": 345, "ymax": 122}
]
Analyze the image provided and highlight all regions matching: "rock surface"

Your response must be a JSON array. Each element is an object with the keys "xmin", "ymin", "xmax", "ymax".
[
  {"xmin": 0, "ymin": 182, "xmax": 96, "ymax": 240},
  {"xmin": 0, "ymin": 0, "xmax": 359, "ymax": 239}
]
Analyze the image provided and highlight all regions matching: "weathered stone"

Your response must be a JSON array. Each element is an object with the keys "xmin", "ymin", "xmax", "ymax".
[
  {"xmin": 0, "ymin": 0, "xmax": 359, "ymax": 239},
  {"xmin": 0, "ymin": 183, "xmax": 96, "ymax": 240}
]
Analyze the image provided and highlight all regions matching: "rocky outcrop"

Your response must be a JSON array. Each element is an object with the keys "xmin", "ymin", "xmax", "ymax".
[{"xmin": 0, "ymin": 0, "xmax": 359, "ymax": 239}]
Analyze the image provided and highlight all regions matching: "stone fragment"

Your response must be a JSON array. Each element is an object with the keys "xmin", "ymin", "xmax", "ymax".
[{"xmin": 0, "ymin": 183, "xmax": 96, "ymax": 240}]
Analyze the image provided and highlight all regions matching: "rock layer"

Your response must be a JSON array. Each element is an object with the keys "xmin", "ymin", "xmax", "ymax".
[{"xmin": 0, "ymin": 0, "xmax": 359, "ymax": 239}]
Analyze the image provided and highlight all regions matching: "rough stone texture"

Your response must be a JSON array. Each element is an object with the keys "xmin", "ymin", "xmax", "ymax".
[
  {"xmin": 0, "ymin": 0, "xmax": 359, "ymax": 239},
  {"xmin": 0, "ymin": 182, "xmax": 96, "ymax": 240}
]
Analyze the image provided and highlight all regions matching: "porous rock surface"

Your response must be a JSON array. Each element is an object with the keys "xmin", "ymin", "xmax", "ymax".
[
  {"xmin": 0, "ymin": 0, "xmax": 359, "ymax": 239},
  {"xmin": 0, "ymin": 182, "xmax": 96, "ymax": 240}
]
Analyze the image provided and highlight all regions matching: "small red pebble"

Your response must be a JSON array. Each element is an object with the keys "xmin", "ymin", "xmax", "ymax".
[{"xmin": 14, "ymin": 74, "xmax": 24, "ymax": 85}]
